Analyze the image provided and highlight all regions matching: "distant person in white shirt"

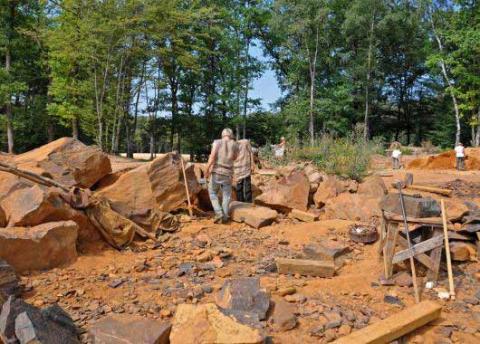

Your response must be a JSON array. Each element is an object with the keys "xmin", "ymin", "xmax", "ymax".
[
  {"xmin": 391, "ymin": 143, "xmax": 402, "ymax": 170},
  {"xmin": 455, "ymin": 142, "xmax": 465, "ymax": 171}
]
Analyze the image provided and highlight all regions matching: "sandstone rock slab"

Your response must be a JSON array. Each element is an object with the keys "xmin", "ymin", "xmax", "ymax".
[
  {"xmin": 170, "ymin": 303, "xmax": 264, "ymax": 344},
  {"xmin": 230, "ymin": 202, "xmax": 277, "ymax": 228},
  {"xmin": 256, "ymin": 171, "xmax": 309, "ymax": 212},
  {"xmin": 270, "ymin": 297, "xmax": 297, "ymax": 332},
  {"xmin": 0, "ymin": 221, "xmax": 78, "ymax": 273},
  {"xmin": 14, "ymin": 137, "xmax": 111, "ymax": 188},
  {"xmin": 88, "ymin": 315, "xmax": 170, "ymax": 344}
]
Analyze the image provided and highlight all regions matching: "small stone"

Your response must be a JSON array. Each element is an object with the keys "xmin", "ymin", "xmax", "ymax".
[
  {"xmin": 276, "ymin": 287, "xmax": 296, "ymax": 296},
  {"xmin": 324, "ymin": 328, "xmax": 337, "ymax": 342},
  {"xmin": 270, "ymin": 298, "xmax": 297, "ymax": 332},
  {"xmin": 284, "ymin": 294, "xmax": 306, "ymax": 304},
  {"xmin": 464, "ymin": 297, "xmax": 479, "ymax": 305},
  {"xmin": 160, "ymin": 309, "xmax": 172, "ymax": 318},
  {"xmin": 393, "ymin": 271, "xmax": 412, "ymax": 287},
  {"xmin": 338, "ymin": 324, "xmax": 351, "ymax": 336}
]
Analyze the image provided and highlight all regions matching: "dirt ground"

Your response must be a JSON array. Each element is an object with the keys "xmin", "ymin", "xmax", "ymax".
[{"xmin": 19, "ymin": 161, "xmax": 480, "ymax": 343}]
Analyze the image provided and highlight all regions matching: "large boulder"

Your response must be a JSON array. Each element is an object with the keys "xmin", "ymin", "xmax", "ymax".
[
  {"xmin": 13, "ymin": 137, "xmax": 111, "ymax": 188},
  {"xmin": 0, "ymin": 297, "xmax": 79, "ymax": 344},
  {"xmin": 170, "ymin": 303, "xmax": 265, "ymax": 344},
  {"xmin": 255, "ymin": 171, "xmax": 309, "ymax": 212},
  {"xmin": 88, "ymin": 315, "xmax": 170, "ymax": 344},
  {"xmin": 313, "ymin": 176, "xmax": 347, "ymax": 208},
  {"xmin": 0, "ymin": 221, "xmax": 78, "ymax": 273},
  {"xmin": 357, "ymin": 176, "xmax": 388, "ymax": 198},
  {"xmin": 324, "ymin": 193, "xmax": 382, "ymax": 222},
  {"xmin": 97, "ymin": 153, "xmax": 200, "ymax": 219},
  {"xmin": 96, "ymin": 164, "xmax": 154, "ymax": 218},
  {"xmin": 148, "ymin": 153, "xmax": 201, "ymax": 212},
  {"xmin": 0, "ymin": 185, "xmax": 98, "ymax": 242}
]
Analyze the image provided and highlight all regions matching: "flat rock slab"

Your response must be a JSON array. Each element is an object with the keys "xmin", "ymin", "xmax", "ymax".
[
  {"xmin": 215, "ymin": 278, "xmax": 270, "ymax": 321},
  {"xmin": 88, "ymin": 315, "xmax": 170, "ymax": 344},
  {"xmin": 303, "ymin": 241, "xmax": 349, "ymax": 261},
  {"xmin": 276, "ymin": 258, "xmax": 335, "ymax": 277},
  {"xmin": 0, "ymin": 221, "xmax": 78, "ymax": 273},
  {"xmin": 170, "ymin": 303, "xmax": 264, "ymax": 344},
  {"xmin": 289, "ymin": 209, "xmax": 319, "ymax": 222},
  {"xmin": 230, "ymin": 201, "xmax": 278, "ymax": 228}
]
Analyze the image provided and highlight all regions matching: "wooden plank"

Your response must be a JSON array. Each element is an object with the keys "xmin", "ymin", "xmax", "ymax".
[
  {"xmin": 392, "ymin": 235, "xmax": 444, "ymax": 264},
  {"xmin": 427, "ymin": 246, "xmax": 442, "ymax": 282},
  {"xmin": 289, "ymin": 209, "xmax": 319, "ymax": 222},
  {"xmin": 383, "ymin": 223, "xmax": 399, "ymax": 278},
  {"xmin": 333, "ymin": 301, "xmax": 442, "ymax": 344},
  {"xmin": 384, "ymin": 213, "xmax": 455, "ymax": 230},
  {"xmin": 396, "ymin": 236, "xmax": 434, "ymax": 270},
  {"xmin": 406, "ymin": 185, "xmax": 452, "ymax": 197},
  {"xmin": 275, "ymin": 258, "xmax": 335, "ymax": 277}
]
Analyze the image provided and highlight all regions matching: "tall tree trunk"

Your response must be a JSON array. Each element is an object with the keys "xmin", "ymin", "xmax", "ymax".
[
  {"xmin": 306, "ymin": 28, "xmax": 319, "ymax": 146},
  {"xmin": 5, "ymin": 47, "xmax": 14, "ymax": 154},
  {"xmin": 475, "ymin": 107, "xmax": 480, "ymax": 147},
  {"xmin": 72, "ymin": 117, "xmax": 79, "ymax": 139},
  {"xmin": 5, "ymin": 2, "xmax": 15, "ymax": 154},
  {"xmin": 47, "ymin": 121, "xmax": 55, "ymax": 142},
  {"xmin": 430, "ymin": 14, "xmax": 461, "ymax": 145},
  {"xmin": 364, "ymin": 13, "xmax": 375, "ymax": 141},
  {"xmin": 243, "ymin": 37, "xmax": 250, "ymax": 139}
]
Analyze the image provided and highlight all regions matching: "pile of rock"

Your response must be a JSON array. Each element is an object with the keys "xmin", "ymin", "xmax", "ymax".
[
  {"xmin": 251, "ymin": 165, "xmax": 388, "ymax": 223},
  {"xmin": 0, "ymin": 138, "xmax": 200, "ymax": 273}
]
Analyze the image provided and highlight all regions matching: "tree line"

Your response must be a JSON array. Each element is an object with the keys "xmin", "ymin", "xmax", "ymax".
[{"xmin": 0, "ymin": 0, "xmax": 479, "ymax": 158}]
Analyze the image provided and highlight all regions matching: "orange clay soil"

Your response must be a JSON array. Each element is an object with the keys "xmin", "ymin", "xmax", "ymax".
[{"xmin": 17, "ymin": 167, "xmax": 480, "ymax": 344}]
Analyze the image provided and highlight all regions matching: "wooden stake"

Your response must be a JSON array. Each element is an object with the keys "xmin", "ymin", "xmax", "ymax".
[
  {"xmin": 180, "ymin": 156, "xmax": 193, "ymax": 217},
  {"xmin": 441, "ymin": 199, "xmax": 455, "ymax": 299}
]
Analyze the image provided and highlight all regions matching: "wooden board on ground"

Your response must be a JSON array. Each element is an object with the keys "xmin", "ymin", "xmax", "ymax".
[
  {"xmin": 229, "ymin": 201, "xmax": 278, "ymax": 229},
  {"xmin": 406, "ymin": 185, "xmax": 452, "ymax": 197},
  {"xmin": 333, "ymin": 301, "xmax": 442, "ymax": 344},
  {"xmin": 275, "ymin": 258, "xmax": 335, "ymax": 277},
  {"xmin": 289, "ymin": 209, "xmax": 319, "ymax": 222}
]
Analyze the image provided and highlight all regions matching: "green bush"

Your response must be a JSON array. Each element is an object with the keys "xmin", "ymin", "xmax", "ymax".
[{"xmin": 259, "ymin": 127, "xmax": 383, "ymax": 181}]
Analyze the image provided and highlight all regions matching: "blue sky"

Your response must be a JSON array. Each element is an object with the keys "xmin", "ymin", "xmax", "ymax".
[{"xmin": 250, "ymin": 44, "xmax": 282, "ymax": 111}]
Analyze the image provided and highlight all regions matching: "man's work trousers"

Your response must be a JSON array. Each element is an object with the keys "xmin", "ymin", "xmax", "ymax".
[
  {"xmin": 208, "ymin": 173, "xmax": 232, "ymax": 220},
  {"xmin": 236, "ymin": 175, "xmax": 252, "ymax": 203},
  {"xmin": 392, "ymin": 157, "xmax": 400, "ymax": 170},
  {"xmin": 456, "ymin": 157, "xmax": 465, "ymax": 171}
]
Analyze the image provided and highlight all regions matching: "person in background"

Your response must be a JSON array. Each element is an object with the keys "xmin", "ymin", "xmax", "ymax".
[
  {"xmin": 274, "ymin": 136, "xmax": 286, "ymax": 158},
  {"xmin": 392, "ymin": 143, "xmax": 402, "ymax": 170},
  {"xmin": 455, "ymin": 142, "xmax": 465, "ymax": 171},
  {"xmin": 234, "ymin": 139, "xmax": 255, "ymax": 203},
  {"xmin": 205, "ymin": 128, "xmax": 239, "ymax": 223}
]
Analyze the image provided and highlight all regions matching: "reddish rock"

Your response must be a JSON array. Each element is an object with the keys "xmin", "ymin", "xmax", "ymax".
[
  {"xmin": 324, "ymin": 193, "xmax": 382, "ymax": 221},
  {"xmin": 0, "ymin": 221, "xmax": 78, "ymax": 273},
  {"xmin": 230, "ymin": 202, "xmax": 277, "ymax": 228},
  {"xmin": 88, "ymin": 315, "xmax": 170, "ymax": 344},
  {"xmin": 96, "ymin": 164, "xmax": 154, "ymax": 217},
  {"xmin": 0, "ymin": 185, "xmax": 98, "ymax": 242},
  {"xmin": 148, "ymin": 153, "xmax": 200, "ymax": 212},
  {"xmin": 98, "ymin": 153, "xmax": 200, "ymax": 219},
  {"xmin": 357, "ymin": 176, "xmax": 388, "ymax": 198},
  {"xmin": 256, "ymin": 171, "xmax": 309, "ymax": 212},
  {"xmin": 270, "ymin": 297, "xmax": 297, "ymax": 332},
  {"xmin": 170, "ymin": 303, "xmax": 264, "ymax": 344},
  {"xmin": 14, "ymin": 137, "xmax": 111, "ymax": 188},
  {"xmin": 313, "ymin": 176, "xmax": 347, "ymax": 208}
]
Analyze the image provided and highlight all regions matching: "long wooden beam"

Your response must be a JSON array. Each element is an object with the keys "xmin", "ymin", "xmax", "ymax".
[
  {"xmin": 333, "ymin": 301, "xmax": 442, "ymax": 344},
  {"xmin": 407, "ymin": 184, "xmax": 452, "ymax": 197}
]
